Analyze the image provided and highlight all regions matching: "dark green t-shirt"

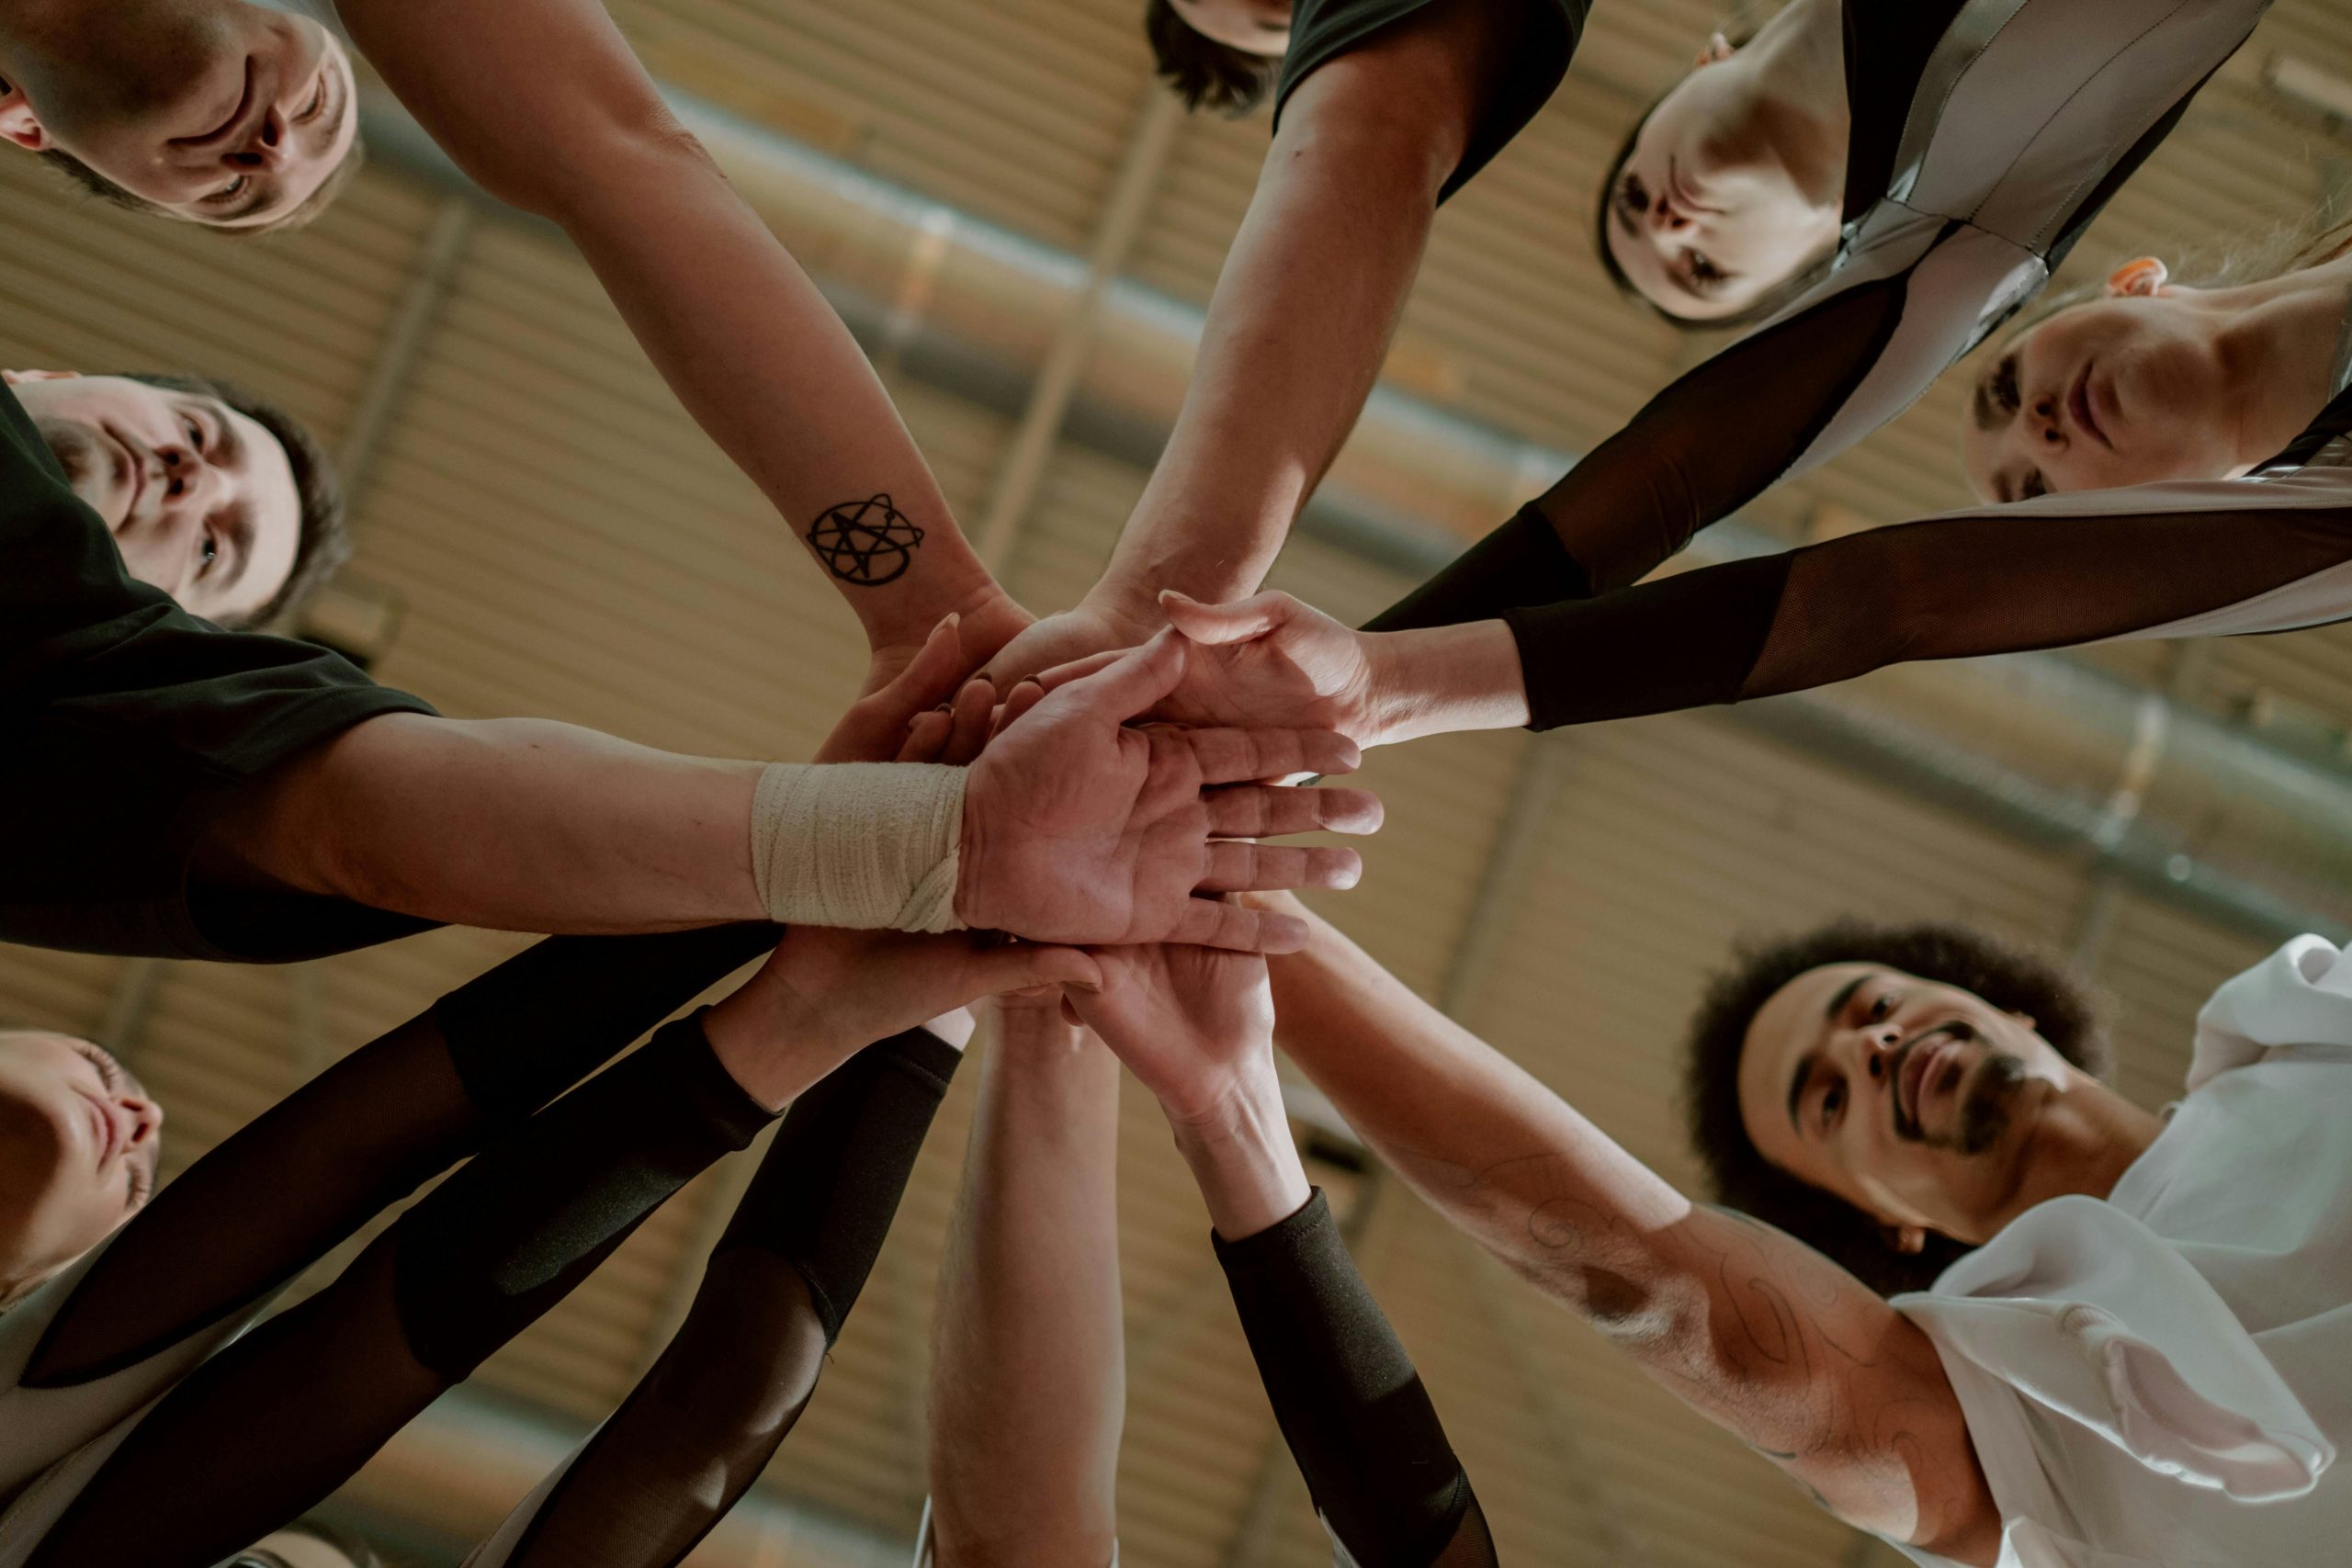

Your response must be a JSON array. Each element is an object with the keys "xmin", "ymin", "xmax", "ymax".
[
  {"xmin": 1273, "ymin": 0, "xmax": 1588, "ymax": 203},
  {"xmin": 0, "ymin": 384, "xmax": 438, "ymax": 961}
]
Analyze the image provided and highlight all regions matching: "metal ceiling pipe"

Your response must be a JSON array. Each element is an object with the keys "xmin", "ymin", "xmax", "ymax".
[
  {"xmin": 335, "ymin": 1385, "xmax": 912, "ymax": 1567},
  {"xmin": 357, "ymin": 91, "xmax": 2352, "ymax": 940}
]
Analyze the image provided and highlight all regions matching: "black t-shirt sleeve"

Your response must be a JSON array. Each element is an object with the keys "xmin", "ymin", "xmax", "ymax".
[
  {"xmin": 1274, "ymin": 0, "xmax": 1588, "ymax": 204},
  {"xmin": 0, "ymin": 386, "xmax": 438, "ymax": 961}
]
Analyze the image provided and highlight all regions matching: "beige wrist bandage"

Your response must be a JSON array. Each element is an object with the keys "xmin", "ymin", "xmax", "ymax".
[{"xmin": 750, "ymin": 762, "xmax": 968, "ymax": 933}]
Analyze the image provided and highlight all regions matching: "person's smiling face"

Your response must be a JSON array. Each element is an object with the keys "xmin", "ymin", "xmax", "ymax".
[
  {"xmin": 1168, "ymin": 0, "xmax": 1292, "ymax": 57},
  {"xmin": 0, "ymin": 2, "xmax": 358, "ymax": 228},
  {"xmin": 1736, "ymin": 963, "xmax": 2077, "ymax": 1247},
  {"xmin": 10, "ymin": 371, "xmax": 301, "ymax": 625}
]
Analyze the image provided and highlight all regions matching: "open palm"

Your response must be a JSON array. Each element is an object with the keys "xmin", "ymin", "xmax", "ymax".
[{"xmin": 958, "ymin": 630, "xmax": 1379, "ymax": 952}]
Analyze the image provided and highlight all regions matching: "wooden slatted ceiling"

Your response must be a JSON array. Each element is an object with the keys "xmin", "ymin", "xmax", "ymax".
[{"xmin": 6, "ymin": 2, "xmax": 2352, "ymax": 1563}]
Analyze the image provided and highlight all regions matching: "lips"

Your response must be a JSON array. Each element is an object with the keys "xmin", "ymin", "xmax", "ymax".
[
  {"xmin": 182, "ymin": 57, "xmax": 257, "ymax": 150},
  {"xmin": 97, "ymin": 423, "xmax": 146, "ymax": 523},
  {"xmin": 1894, "ymin": 1030, "xmax": 1971, "ymax": 1134},
  {"xmin": 76, "ymin": 1089, "xmax": 117, "ymax": 1168},
  {"xmin": 2068, "ymin": 363, "xmax": 2111, "ymax": 449}
]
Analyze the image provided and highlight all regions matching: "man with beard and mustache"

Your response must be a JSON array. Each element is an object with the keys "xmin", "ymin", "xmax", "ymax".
[{"xmin": 1236, "ymin": 895, "xmax": 2352, "ymax": 1565}]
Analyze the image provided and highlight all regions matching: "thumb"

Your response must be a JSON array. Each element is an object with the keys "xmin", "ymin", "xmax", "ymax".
[
  {"xmin": 1160, "ymin": 589, "xmax": 1288, "ymax": 647},
  {"xmin": 1058, "ymin": 626, "xmax": 1187, "ymax": 720},
  {"xmin": 881, "ymin": 613, "xmax": 970, "ymax": 714},
  {"xmin": 974, "ymin": 943, "xmax": 1102, "ymax": 998}
]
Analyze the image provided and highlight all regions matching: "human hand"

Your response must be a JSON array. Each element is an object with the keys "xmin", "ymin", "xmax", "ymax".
[
  {"xmin": 976, "ymin": 595, "xmax": 1161, "ymax": 692},
  {"xmin": 708, "ymin": 925, "xmax": 1101, "ymax": 1108},
  {"xmin": 957, "ymin": 630, "xmax": 1384, "ymax": 952},
  {"xmin": 711, "ymin": 614, "xmax": 1069, "ymax": 1105},
  {"xmin": 859, "ymin": 582, "xmax": 1035, "ymax": 700},
  {"xmin": 820, "ymin": 612, "xmax": 999, "ymax": 766},
  {"xmin": 1151, "ymin": 590, "xmax": 1384, "ymax": 749},
  {"xmin": 1062, "ymin": 940, "xmax": 1274, "ymax": 1125}
]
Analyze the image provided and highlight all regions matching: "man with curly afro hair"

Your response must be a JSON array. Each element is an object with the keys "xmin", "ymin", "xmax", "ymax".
[{"xmin": 1245, "ymin": 890, "xmax": 2352, "ymax": 1566}]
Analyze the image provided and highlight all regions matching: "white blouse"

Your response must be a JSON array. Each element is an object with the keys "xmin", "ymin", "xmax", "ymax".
[{"xmin": 1890, "ymin": 935, "xmax": 2352, "ymax": 1566}]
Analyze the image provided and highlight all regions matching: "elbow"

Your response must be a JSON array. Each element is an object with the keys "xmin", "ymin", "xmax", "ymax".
[{"xmin": 472, "ymin": 104, "xmax": 720, "ymax": 223}]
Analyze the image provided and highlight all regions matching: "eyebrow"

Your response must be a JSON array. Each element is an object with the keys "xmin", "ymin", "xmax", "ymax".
[
  {"xmin": 1971, "ymin": 373, "xmax": 2001, "ymax": 434},
  {"xmin": 1784, "ymin": 974, "xmax": 1870, "ymax": 1135}
]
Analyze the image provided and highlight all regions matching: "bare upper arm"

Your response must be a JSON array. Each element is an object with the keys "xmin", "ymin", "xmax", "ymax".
[
  {"xmin": 1663, "ymin": 1206, "xmax": 1999, "ymax": 1564},
  {"xmin": 1272, "ymin": 0, "xmax": 1532, "ymax": 198}
]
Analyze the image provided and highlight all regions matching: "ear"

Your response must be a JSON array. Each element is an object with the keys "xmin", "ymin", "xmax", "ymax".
[
  {"xmin": 2105, "ymin": 257, "xmax": 2169, "ymax": 299},
  {"xmin": 1695, "ymin": 30, "xmax": 1736, "ymax": 67},
  {"xmin": 0, "ymin": 85, "xmax": 49, "ymax": 152},
  {"xmin": 2, "ymin": 370, "xmax": 78, "ymax": 386},
  {"xmin": 1882, "ymin": 1223, "xmax": 1929, "ymax": 1256}
]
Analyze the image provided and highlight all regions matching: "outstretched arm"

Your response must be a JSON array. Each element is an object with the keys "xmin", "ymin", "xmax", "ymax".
[
  {"xmin": 1068, "ymin": 943, "xmax": 1495, "ymax": 1567},
  {"xmin": 197, "ymin": 624, "xmax": 1381, "ymax": 950},
  {"xmin": 981, "ymin": 0, "xmax": 1536, "ymax": 682},
  {"xmin": 1140, "ymin": 466, "xmax": 2352, "ymax": 743},
  {"xmin": 337, "ymin": 0, "xmax": 1020, "ymax": 667},
  {"xmin": 926, "ymin": 999, "xmax": 1125, "ymax": 1568},
  {"xmin": 1254, "ymin": 897, "xmax": 2001, "ymax": 1562}
]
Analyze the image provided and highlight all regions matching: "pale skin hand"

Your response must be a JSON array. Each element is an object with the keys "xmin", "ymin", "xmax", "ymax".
[
  {"xmin": 1249, "ymin": 893, "xmax": 2001, "ymax": 1563},
  {"xmin": 1064, "ymin": 941, "xmax": 1311, "ymax": 1241},
  {"xmin": 927, "ymin": 998, "xmax": 1125, "ymax": 1568},
  {"xmin": 1014, "ymin": 592, "xmax": 1531, "ymax": 751},
  {"xmin": 956, "ymin": 629, "xmax": 1385, "ymax": 952}
]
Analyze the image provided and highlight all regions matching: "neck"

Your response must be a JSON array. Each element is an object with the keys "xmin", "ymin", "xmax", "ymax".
[
  {"xmin": 1979, "ymin": 1072, "xmax": 2163, "ymax": 1238},
  {"xmin": 1733, "ymin": 0, "xmax": 1850, "ymax": 208},
  {"xmin": 2205, "ymin": 253, "xmax": 2352, "ymax": 467}
]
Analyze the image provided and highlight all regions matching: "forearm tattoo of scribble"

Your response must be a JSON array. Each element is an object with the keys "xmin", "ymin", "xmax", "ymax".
[
  {"xmin": 808, "ymin": 493, "xmax": 924, "ymax": 586},
  {"xmin": 1398, "ymin": 1143, "xmax": 1955, "ymax": 1524}
]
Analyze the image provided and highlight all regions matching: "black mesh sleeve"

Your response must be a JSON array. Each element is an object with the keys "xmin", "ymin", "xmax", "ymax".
[
  {"xmin": 1360, "ymin": 276, "xmax": 1911, "ymax": 654},
  {"xmin": 391, "ymin": 1012, "xmax": 774, "ymax": 1381},
  {"xmin": 1506, "ymin": 495, "xmax": 2352, "ymax": 731},
  {"xmin": 1216, "ymin": 1190, "xmax": 1495, "ymax": 1568},
  {"xmin": 474, "ymin": 1027, "xmax": 963, "ymax": 1568},
  {"xmin": 20, "ymin": 926, "xmax": 775, "ymax": 1393},
  {"xmin": 17, "ymin": 1012, "xmax": 775, "ymax": 1568}
]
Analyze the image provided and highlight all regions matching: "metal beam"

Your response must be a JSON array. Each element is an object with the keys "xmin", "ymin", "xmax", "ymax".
[
  {"xmin": 1440, "ymin": 734, "xmax": 1573, "ymax": 1021},
  {"xmin": 974, "ymin": 88, "xmax": 1181, "ymax": 572},
  {"xmin": 336, "ymin": 195, "xmax": 477, "ymax": 504}
]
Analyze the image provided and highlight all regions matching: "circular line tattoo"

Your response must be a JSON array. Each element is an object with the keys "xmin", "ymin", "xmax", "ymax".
[{"xmin": 808, "ymin": 493, "xmax": 926, "ymax": 587}]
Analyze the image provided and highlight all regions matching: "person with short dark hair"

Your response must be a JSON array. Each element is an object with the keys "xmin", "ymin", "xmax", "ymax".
[
  {"xmin": 1142, "ymin": 0, "xmax": 1284, "ymax": 114},
  {"xmin": 0, "ymin": 339, "xmax": 1374, "ymax": 970},
  {"xmin": 6, "ymin": 369, "xmax": 345, "ymax": 628},
  {"xmin": 1240, "ymin": 889, "xmax": 2352, "ymax": 1566}
]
